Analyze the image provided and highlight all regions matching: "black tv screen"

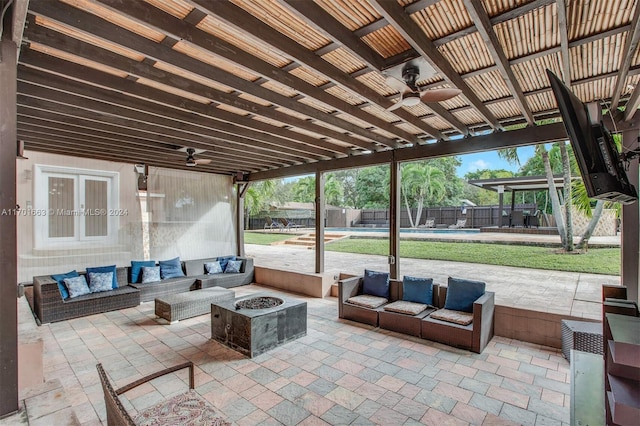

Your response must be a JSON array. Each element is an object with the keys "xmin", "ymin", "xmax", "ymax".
[{"xmin": 547, "ymin": 69, "xmax": 637, "ymax": 204}]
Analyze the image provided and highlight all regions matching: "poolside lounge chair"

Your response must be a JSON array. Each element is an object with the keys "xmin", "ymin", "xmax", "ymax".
[
  {"xmin": 448, "ymin": 218, "xmax": 466, "ymax": 229},
  {"xmin": 417, "ymin": 217, "xmax": 436, "ymax": 228},
  {"xmin": 279, "ymin": 218, "xmax": 300, "ymax": 230},
  {"xmin": 264, "ymin": 216, "xmax": 281, "ymax": 230}
]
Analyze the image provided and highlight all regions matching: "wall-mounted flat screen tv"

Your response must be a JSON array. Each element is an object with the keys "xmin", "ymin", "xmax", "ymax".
[{"xmin": 547, "ymin": 69, "xmax": 637, "ymax": 205}]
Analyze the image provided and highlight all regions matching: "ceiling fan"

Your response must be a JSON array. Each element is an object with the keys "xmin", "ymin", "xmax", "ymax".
[
  {"xmin": 184, "ymin": 147, "xmax": 212, "ymax": 167},
  {"xmin": 385, "ymin": 64, "xmax": 462, "ymax": 111}
]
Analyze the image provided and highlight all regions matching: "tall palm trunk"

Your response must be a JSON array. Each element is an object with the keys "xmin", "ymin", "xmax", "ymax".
[
  {"xmin": 403, "ymin": 191, "xmax": 416, "ymax": 228},
  {"xmin": 576, "ymin": 200, "xmax": 605, "ymax": 250},
  {"xmin": 559, "ymin": 142, "xmax": 574, "ymax": 251},
  {"xmin": 541, "ymin": 148, "xmax": 567, "ymax": 247}
]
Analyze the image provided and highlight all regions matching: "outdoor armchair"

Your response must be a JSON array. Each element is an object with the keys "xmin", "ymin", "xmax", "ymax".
[
  {"xmin": 421, "ymin": 280, "xmax": 494, "ymax": 353},
  {"xmin": 97, "ymin": 361, "xmax": 229, "ymax": 426}
]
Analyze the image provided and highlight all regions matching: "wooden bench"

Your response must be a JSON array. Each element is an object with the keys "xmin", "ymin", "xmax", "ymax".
[{"xmin": 155, "ymin": 287, "xmax": 235, "ymax": 323}]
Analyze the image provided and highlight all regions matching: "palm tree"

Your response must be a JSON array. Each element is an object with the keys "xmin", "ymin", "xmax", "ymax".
[
  {"xmin": 244, "ymin": 180, "xmax": 276, "ymax": 229},
  {"xmin": 401, "ymin": 162, "xmax": 446, "ymax": 227}
]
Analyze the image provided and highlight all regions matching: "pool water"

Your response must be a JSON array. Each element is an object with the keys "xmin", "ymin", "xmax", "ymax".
[{"xmin": 327, "ymin": 227, "xmax": 480, "ymax": 234}]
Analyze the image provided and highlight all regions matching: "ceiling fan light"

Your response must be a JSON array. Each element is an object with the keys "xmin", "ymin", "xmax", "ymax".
[
  {"xmin": 403, "ymin": 95, "xmax": 421, "ymax": 107},
  {"xmin": 185, "ymin": 158, "xmax": 197, "ymax": 167}
]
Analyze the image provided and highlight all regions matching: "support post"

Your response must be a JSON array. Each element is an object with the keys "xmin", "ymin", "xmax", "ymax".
[
  {"xmin": 0, "ymin": 36, "xmax": 19, "ymax": 417},
  {"xmin": 315, "ymin": 172, "xmax": 325, "ymax": 273},
  {"xmin": 622, "ymin": 129, "xmax": 639, "ymax": 303},
  {"xmin": 389, "ymin": 156, "xmax": 400, "ymax": 279},
  {"xmin": 236, "ymin": 182, "xmax": 249, "ymax": 257}
]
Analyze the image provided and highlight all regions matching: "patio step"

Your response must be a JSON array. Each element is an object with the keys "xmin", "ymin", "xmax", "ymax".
[{"xmin": 281, "ymin": 233, "xmax": 347, "ymax": 247}]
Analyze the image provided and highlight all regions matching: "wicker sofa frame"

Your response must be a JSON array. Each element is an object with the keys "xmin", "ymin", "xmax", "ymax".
[
  {"xmin": 339, "ymin": 275, "xmax": 495, "ymax": 353},
  {"xmin": 33, "ymin": 267, "xmax": 140, "ymax": 324},
  {"xmin": 338, "ymin": 275, "xmax": 394, "ymax": 327},
  {"xmin": 378, "ymin": 279, "xmax": 440, "ymax": 337},
  {"xmin": 127, "ymin": 266, "xmax": 197, "ymax": 303},
  {"xmin": 339, "ymin": 276, "xmax": 439, "ymax": 334},
  {"xmin": 184, "ymin": 257, "xmax": 254, "ymax": 289},
  {"xmin": 421, "ymin": 286, "xmax": 495, "ymax": 353}
]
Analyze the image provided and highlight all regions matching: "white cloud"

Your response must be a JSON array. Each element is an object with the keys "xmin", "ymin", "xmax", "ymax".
[{"xmin": 468, "ymin": 159, "xmax": 490, "ymax": 172}]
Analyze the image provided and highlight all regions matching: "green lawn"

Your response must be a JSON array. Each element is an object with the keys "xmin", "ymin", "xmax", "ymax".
[
  {"xmin": 244, "ymin": 232, "xmax": 620, "ymax": 275},
  {"xmin": 325, "ymin": 239, "xmax": 620, "ymax": 276},
  {"xmin": 244, "ymin": 231, "xmax": 295, "ymax": 245}
]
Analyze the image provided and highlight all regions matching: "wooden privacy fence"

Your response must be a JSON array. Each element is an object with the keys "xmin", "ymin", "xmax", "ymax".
[
  {"xmin": 358, "ymin": 204, "xmax": 537, "ymax": 228},
  {"xmin": 247, "ymin": 204, "xmax": 538, "ymax": 229}
]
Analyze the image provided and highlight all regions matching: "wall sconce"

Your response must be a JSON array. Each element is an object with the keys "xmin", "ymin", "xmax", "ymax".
[{"xmin": 134, "ymin": 164, "xmax": 148, "ymax": 191}]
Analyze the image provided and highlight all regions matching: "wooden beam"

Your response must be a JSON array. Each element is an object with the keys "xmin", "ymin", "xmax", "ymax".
[
  {"xmin": 189, "ymin": 0, "xmax": 446, "ymax": 140},
  {"xmin": 18, "ymin": 59, "xmax": 338, "ymax": 159},
  {"xmin": 24, "ymin": 23, "xmax": 372, "ymax": 154},
  {"xmin": 611, "ymin": 3, "xmax": 640, "ymax": 109},
  {"xmin": 624, "ymin": 82, "xmax": 640, "ymax": 121},
  {"xmin": 556, "ymin": 0, "xmax": 571, "ymax": 86},
  {"xmin": 383, "ymin": 0, "xmax": 556, "ymax": 68},
  {"xmin": 250, "ymin": 122, "xmax": 568, "ymax": 181},
  {"xmin": 16, "ymin": 97, "xmax": 308, "ymax": 165},
  {"xmin": 370, "ymin": 0, "xmax": 503, "ymax": 130},
  {"xmin": 282, "ymin": 0, "xmax": 386, "ymax": 71},
  {"xmin": 16, "ymin": 122, "xmax": 281, "ymax": 170},
  {"xmin": 27, "ymin": 1, "xmax": 389, "ymax": 150},
  {"xmin": 463, "ymin": 0, "xmax": 535, "ymax": 125}
]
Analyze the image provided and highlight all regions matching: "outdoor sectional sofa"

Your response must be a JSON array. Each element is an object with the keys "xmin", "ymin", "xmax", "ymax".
[
  {"xmin": 33, "ymin": 256, "xmax": 255, "ymax": 322},
  {"xmin": 33, "ymin": 267, "xmax": 140, "ymax": 324},
  {"xmin": 338, "ymin": 273, "xmax": 495, "ymax": 353},
  {"xmin": 128, "ymin": 256, "xmax": 254, "ymax": 302}
]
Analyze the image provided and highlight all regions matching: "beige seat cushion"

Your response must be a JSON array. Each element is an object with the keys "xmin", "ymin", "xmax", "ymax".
[
  {"xmin": 383, "ymin": 300, "xmax": 428, "ymax": 315},
  {"xmin": 346, "ymin": 294, "xmax": 388, "ymax": 309},
  {"xmin": 429, "ymin": 309, "xmax": 473, "ymax": 326},
  {"xmin": 134, "ymin": 390, "xmax": 229, "ymax": 426}
]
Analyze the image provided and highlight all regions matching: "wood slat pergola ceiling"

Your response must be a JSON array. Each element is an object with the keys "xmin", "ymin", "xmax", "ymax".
[{"xmin": 15, "ymin": 0, "xmax": 640, "ymax": 178}]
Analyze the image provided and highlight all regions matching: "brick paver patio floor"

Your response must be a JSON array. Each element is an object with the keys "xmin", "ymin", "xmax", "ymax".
[{"xmin": 24, "ymin": 285, "xmax": 571, "ymax": 425}]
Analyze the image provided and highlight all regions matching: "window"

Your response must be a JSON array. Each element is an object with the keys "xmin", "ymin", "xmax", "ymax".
[{"xmin": 34, "ymin": 165, "xmax": 119, "ymax": 247}]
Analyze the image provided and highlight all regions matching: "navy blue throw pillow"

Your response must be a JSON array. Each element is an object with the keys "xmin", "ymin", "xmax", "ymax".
[
  {"xmin": 402, "ymin": 276, "xmax": 433, "ymax": 305},
  {"xmin": 130, "ymin": 260, "xmax": 156, "ymax": 283},
  {"xmin": 51, "ymin": 270, "xmax": 79, "ymax": 299},
  {"xmin": 159, "ymin": 257, "xmax": 185, "ymax": 279},
  {"xmin": 444, "ymin": 277, "xmax": 486, "ymax": 313},
  {"xmin": 362, "ymin": 269, "xmax": 390, "ymax": 298},
  {"xmin": 217, "ymin": 256, "xmax": 236, "ymax": 271}
]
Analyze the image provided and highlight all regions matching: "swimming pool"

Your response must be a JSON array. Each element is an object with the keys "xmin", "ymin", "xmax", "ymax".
[{"xmin": 326, "ymin": 227, "xmax": 480, "ymax": 234}]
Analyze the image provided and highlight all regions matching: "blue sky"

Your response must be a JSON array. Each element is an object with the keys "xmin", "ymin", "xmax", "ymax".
[{"xmin": 456, "ymin": 146, "xmax": 536, "ymax": 177}]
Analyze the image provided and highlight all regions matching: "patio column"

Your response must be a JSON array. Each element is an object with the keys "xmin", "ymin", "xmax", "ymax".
[
  {"xmin": 235, "ymin": 181, "xmax": 249, "ymax": 257},
  {"xmin": 315, "ymin": 171, "xmax": 325, "ymax": 273},
  {"xmin": 622, "ymin": 129, "xmax": 639, "ymax": 303},
  {"xmin": 389, "ymin": 156, "xmax": 400, "ymax": 279},
  {"xmin": 0, "ymin": 36, "xmax": 19, "ymax": 416}
]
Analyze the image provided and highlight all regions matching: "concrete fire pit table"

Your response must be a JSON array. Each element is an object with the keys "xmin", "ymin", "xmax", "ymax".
[{"xmin": 210, "ymin": 293, "xmax": 307, "ymax": 357}]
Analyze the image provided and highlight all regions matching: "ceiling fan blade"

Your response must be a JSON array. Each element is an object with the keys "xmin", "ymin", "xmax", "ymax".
[
  {"xmin": 386, "ymin": 98, "xmax": 405, "ymax": 111},
  {"xmin": 195, "ymin": 158, "xmax": 212, "ymax": 165},
  {"xmin": 385, "ymin": 75, "xmax": 409, "ymax": 92},
  {"xmin": 420, "ymin": 88, "xmax": 462, "ymax": 103}
]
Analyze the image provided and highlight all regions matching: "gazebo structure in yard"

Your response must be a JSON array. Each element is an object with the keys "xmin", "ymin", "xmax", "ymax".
[{"xmin": 1, "ymin": 0, "xmax": 639, "ymax": 419}]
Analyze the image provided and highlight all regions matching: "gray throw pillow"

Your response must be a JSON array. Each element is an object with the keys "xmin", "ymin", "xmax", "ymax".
[
  {"xmin": 141, "ymin": 266, "xmax": 161, "ymax": 283},
  {"xmin": 63, "ymin": 276, "xmax": 91, "ymax": 298},
  {"xmin": 88, "ymin": 272, "xmax": 114, "ymax": 293},
  {"xmin": 205, "ymin": 261, "xmax": 223, "ymax": 274}
]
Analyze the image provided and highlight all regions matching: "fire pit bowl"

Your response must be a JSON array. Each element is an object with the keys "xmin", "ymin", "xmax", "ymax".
[
  {"xmin": 211, "ymin": 293, "xmax": 307, "ymax": 357},
  {"xmin": 235, "ymin": 296, "xmax": 283, "ymax": 310}
]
